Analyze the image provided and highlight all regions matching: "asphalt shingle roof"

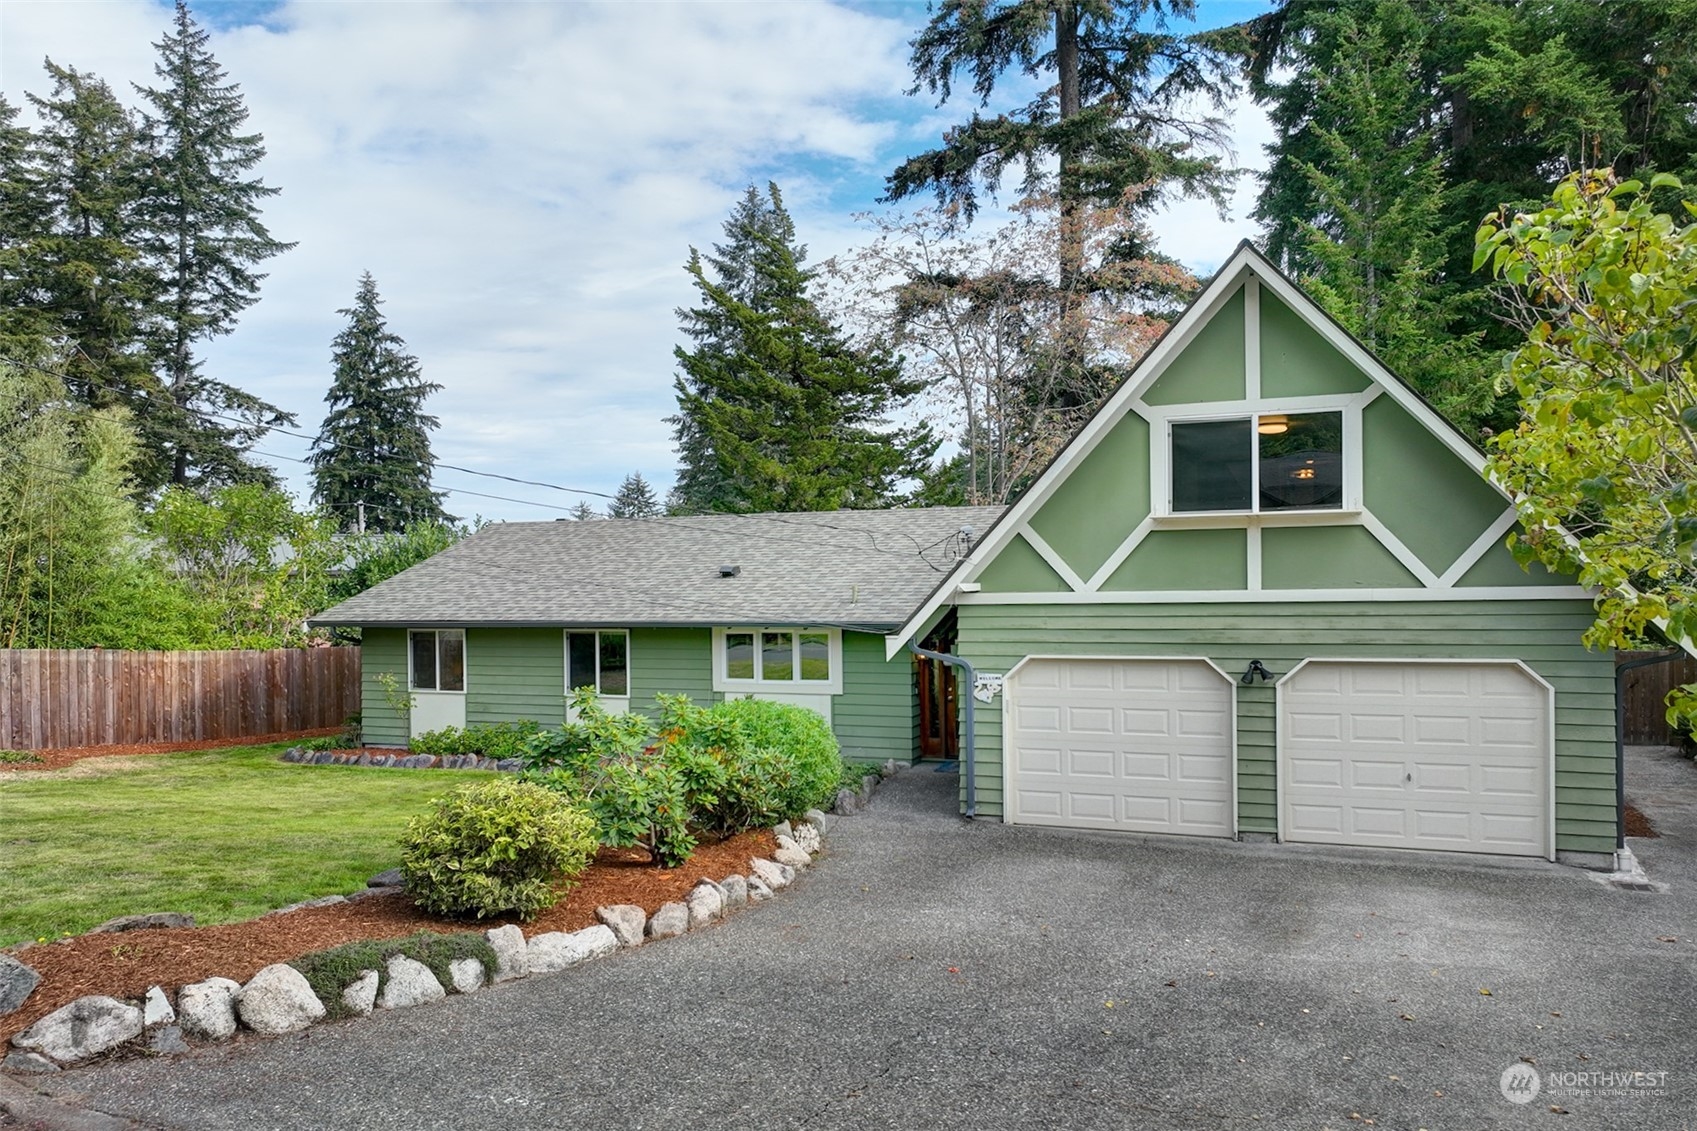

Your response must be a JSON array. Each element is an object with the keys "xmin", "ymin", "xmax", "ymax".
[{"xmin": 311, "ymin": 505, "xmax": 1007, "ymax": 632}]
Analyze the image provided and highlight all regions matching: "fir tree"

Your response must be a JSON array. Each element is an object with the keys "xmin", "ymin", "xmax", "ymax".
[
  {"xmin": 668, "ymin": 184, "xmax": 802, "ymax": 514},
  {"xmin": 309, "ymin": 273, "xmax": 445, "ymax": 533},
  {"xmin": 569, "ymin": 501, "xmax": 601, "ymax": 521},
  {"xmin": 134, "ymin": 0, "xmax": 296, "ymax": 488},
  {"xmin": 673, "ymin": 208, "xmax": 934, "ymax": 513},
  {"xmin": 0, "ymin": 95, "xmax": 53, "ymax": 357},
  {"xmin": 608, "ymin": 472, "xmax": 662, "ymax": 518}
]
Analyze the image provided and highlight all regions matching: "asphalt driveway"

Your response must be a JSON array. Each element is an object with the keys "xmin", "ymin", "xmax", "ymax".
[{"xmin": 23, "ymin": 750, "xmax": 1697, "ymax": 1131}]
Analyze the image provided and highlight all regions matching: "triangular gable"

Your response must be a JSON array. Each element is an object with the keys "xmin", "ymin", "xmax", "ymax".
[{"xmin": 885, "ymin": 241, "xmax": 1584, "ymax": 659}]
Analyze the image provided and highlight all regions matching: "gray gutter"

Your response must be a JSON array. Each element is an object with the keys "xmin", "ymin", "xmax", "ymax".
[{"xmin": 910, "ymin": 643, "xmax": 977, "ymax": 819}]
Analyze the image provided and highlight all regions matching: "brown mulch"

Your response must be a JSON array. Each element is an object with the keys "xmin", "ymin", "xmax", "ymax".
[
  {"xmin": 0, "ymin": 729, "xmax": 341, "ymax": 773},
  {"xmin": 1, "ymin": 828, "xmax": 776, "ymax": 1045},
  {"xmin": 1624, "ymin": 803, "xmax": 1658, "ymax": 839}
]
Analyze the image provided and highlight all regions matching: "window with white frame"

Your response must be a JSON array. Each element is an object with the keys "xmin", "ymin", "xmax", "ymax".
[
  {"xmin": 409, "ymin": 629, "xmax": 465, "ymax": 692},
  {"xmin": 1169, "ymin": 410, "xmax": 1344, "ymax": 514},
  {"xmin": 713, "ymin": 627, "xmax": 841, "ymax": 693},
  {"xmin": 565, "ymin": 630, "xmax": 629, "ymax": 698}
]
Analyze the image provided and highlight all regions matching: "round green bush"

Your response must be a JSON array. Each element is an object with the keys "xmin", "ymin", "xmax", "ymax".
[
  {"xmin": 707, "ymin": 698, "xmax": 842, "ymax": 830},
  {"xmin": 399, "ymin": 777, "xmax": 599, "ymax": 921}
]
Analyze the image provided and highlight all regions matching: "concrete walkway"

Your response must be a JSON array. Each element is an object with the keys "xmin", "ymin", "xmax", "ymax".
[{"xmin": 16, "ymin": 753, "xmax": 1697, "ymax": 1130}]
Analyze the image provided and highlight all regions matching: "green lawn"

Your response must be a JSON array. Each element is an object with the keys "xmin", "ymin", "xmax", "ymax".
[{"xmin": 0, "ymin": 744, "xmax": 477, "ymax": 948}]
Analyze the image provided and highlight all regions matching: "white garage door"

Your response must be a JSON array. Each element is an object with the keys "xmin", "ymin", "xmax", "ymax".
[
  {"xmin": 1006, "ymin": 658, "xmax": 1234, "ymax": 837},
  {"xmin": 1279, "ymin": 661, "xmax": 1551, "ymax": 858}
]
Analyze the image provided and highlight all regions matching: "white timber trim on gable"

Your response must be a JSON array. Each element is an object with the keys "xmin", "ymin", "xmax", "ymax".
[
  {"xmin": 1437, "ymin": 508, "xmax": 1522, "ymax": 588},
  {"xmin": 1019, "ymin": 528, "xmax": 1089, "ymax": 593},
  {"xmin": 1244, "ymin": 278, "xmax": 1261, "ymax": 400},
  {"xmin": 953, "ymin": 585, "xmax": 1593, "ymax": 604}
]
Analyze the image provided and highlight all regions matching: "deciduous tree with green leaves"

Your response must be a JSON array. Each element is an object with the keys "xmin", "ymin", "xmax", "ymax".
[{"xmin": 1477, "ymin": 170, "xmax": 1697, "ymax": 719}]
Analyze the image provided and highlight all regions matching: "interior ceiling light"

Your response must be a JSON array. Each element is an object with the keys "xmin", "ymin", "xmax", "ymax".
[{"xmin": 1257, "ymin": 415, "xmax": 1288, "ymax": 435}]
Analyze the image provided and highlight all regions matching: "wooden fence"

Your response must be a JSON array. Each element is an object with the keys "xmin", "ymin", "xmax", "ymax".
[
  {"xmin": 1617, "ymin": 650, "xmax": 1697, "ymax": 745},
  {"xmin": 0, "ymin": 648, "xmax": 361, "ymax": 751}
]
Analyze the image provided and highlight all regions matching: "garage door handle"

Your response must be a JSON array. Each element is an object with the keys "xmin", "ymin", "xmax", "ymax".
[{"xmin": 1405, "ymin": 771, "xmax": 1412, "ymax": 782}]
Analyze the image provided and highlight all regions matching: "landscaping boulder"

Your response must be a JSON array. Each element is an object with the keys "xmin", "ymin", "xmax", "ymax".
[
  {"xmin": 791, "ymin": 823, "xmax": 822, "ymax": 855},
  {"xmin": 485, "ymin": 924, "xmax": 529, "ymax": 982},
  {"xmin": 747, "ymin": 875, "xmax": 774, "ymax": 901},
  {"xmin": 773, "ymin": 820, "xmax": 793, "ymax": 839},
  {"xmin": 237, "ymin": 965, "xmax": 325, "ymax": 1034},
  {"xmin": 91, "ymin": 912, "xmax": 194, "ymax": 933},
  {"xmin": 749, "ymin": 856, "xmax": 793, "ymax": 890},
  {"xmin": 342, "ymin": 971, "xmax": 379, "ymax": 1017},
  {"xmin": 367, "ymin": 868, "xmax": 405, "ymax": 889},
  {"xmin": 2, "ymin": 1050, "xmax": 59, "ymax": 1074},
  {"xmin": 147, "ymin": 1026, "xmax": 189, "ymax": 1055},
  {"xmin": 596, "ymin": 904, "xmax": 647, "ymax": 948},
  {"xmin": 448, "ymin": 958, "xmax": 485, "ymax": 994},
  {"xmin": 687, "ymin": 882, "xmax": 724, "ymax": 928},
  {"xmin": 0, "ymin": 955, "xmax": 41, "ymax": 1015},
  {"xmin": 143, "ymin": 986, "xmax": 174, "ymax": 1027},
  {"xmin": 378, "ymin": 956, "xmax": 446, "ymax": 1010},
  {"xmin": 12, "ymin": 996, "xmax": 143, "ymax": 1063},
  {"xmin": 646, "ymin": 902, "xmax": 689, "ymax": 940},
  {"xmin": 719, "ymin": 874, "xmax": 749, "ymax": 908},
  {"xmin": 177, "ymin": 977, "xmax": 241, "ymax": 1040},
  {"xmin": 773, "ymin": 836, "xmax": 811, "ymax": 870},
  {"xmin": 527, "ymin": 926, "xmax": 617, "ymax": 972},
  {"xmin": 801, "ymin": 808, "xmax": 832, "ymax": 835},
  {"xmin": 859, "ymin": 775, "xmax": 878, "ymax": 803},
  {"xmin": 833, "ymin": 788, "xmax": 861, "ymax": 815},
  {"xmin": 269, "ymin": 895, "xmax": 346, "ymax": 915}
]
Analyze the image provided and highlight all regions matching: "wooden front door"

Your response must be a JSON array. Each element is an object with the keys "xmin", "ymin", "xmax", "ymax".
[{"xmin": 915, "ymin": 652, "xmax": 960, "ymax": 760}]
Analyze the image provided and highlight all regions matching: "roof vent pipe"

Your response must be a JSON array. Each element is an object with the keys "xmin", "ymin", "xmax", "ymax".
[{"xmin": 910, "ymin": 643, "xmax": 977, "ymax": 819}]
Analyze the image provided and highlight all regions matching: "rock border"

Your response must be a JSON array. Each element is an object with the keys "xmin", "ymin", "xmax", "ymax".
[
  {"xmin": 4, "ymin": 804, "xmax": 847, "ymax": 1072},
  {"xmin": 279, "ymin": 748, "xmax": 525, "ymax": 772}
]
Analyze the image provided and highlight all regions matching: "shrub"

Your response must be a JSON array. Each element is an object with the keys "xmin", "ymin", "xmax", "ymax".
[
  {"xmin": 411, "ymin": 720, "xmax": 542, "ymax": 758},
  {"xmin": 289, "ymin": 931, "xmax": 496, "ymax": 1019},
  {"xmin": 658, "ymin": 694, "xmax": 842, "ymax": 835},
  {"xmin": 0, "ymin": 749, "xmax": 43, "ymax": 765},
  {"xmin": 399, "ymin": 777, "xmax": 598, "ymax": 920}
]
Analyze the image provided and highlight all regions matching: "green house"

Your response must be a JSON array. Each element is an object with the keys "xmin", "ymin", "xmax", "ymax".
[
  {"xmin": 316, "ymin": 242, "xmax": 1619, "ymax": 866},
  {"xmin": 884, "ymin": 241, "xmax": 1613, "ymax": 865}
]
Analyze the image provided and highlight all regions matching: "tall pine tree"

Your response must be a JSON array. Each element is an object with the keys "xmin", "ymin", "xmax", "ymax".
[
  {"xmin": 608, "ymin": 472, "xmax": 661, "ymax": 518},
  {"xmin": 672, "ymin": 194, "xmax": 934, "ymax": 513},
  {"xmin": 134, "ymin": 0, "xmax": 296, "ymax": 488},
  {"xmin": 310, "ymin": 273, "xmax": 446, "ymax": 533}
]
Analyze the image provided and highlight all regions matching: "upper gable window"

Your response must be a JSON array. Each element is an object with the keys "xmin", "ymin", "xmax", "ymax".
[{"xmin": 1170, "ymin": 411, "xmax": 1343, "ymax": 513}]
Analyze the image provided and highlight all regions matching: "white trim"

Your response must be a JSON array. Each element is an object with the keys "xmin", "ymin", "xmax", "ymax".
[
  {"xmin": 563, "ymin": 628, "xmax": 631, "ymax": 713},
  {"xmin": 712, "ymin": 626, "xmax": 844, "ymax": 696},
  {"xmin": 1437, "ymin": 508, "xmax": 1521, "ymax": 588},
  {"xmin": 1357, "ymin": 512, "xmax": 1443, "ymax": 587},
  {"xmin": 1001, "ymin": 654, "xmax": 1238, "ymax": 840},
  {"xmin": 1084, "ymin": 517, "xmax": 1156, "ymax": 591},
  {"xmin": 1018, "ymin": 527, "xmax": 1087, "ymax": 592},
  {"xmin": 407, "ymin": 627, "xmax": 466, "ymax": 695},
  {"xmin": 1244, "ymin": 278, "xmax": 1261, "ymax": 400},
  {"xmin": 1274, "ymin": 657, "xmax": 1556, "ymax": 861},
  {"xmin": 1246, "ymin": 525, "xmax": 1262, "ymax": 591},
  {"xmin": 1149, "ymin": 403, "xmax": 1356, "ymax": 520},
  {"xmin": 957, "ymin": 586, "xmax": 1594, "ymax": 604}
]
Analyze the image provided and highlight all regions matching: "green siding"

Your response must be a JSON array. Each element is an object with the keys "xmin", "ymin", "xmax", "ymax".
[
  {"xmin": 957, "ymin": 601, "xmax": 1615, "ymax": 854},
  {"xmin": 978, "ymin": 533, "xmax": 1072, "ymax": 592},
  {"xmin": 1102, "ymin": 528, "xmax": 1248, "ymax": 590},
  {"xmin": 1261, "ymin": 525, "xmax": 1421, "ymax": 589},
  {"xmin": 1259, "ymin": 291, "xmax": 1372, "ymax": 397},
  {"xmin": 467, "ymin": 629, "xmax": 566, "ymax": 728},
  {"xmin": 1363, "ymin": 397, "xmax": 1507, "ymax": 575},
  {"xmin": 1028, "ymin": 412, "xmax": 1151, "ymax": 580},
  {"xmin": 835, "ymin": 631, "xmax": 918, "ymax": 764},
  {"xmin": 1457, "ymin": 538, "xmax": 1574, "ymax": 588},
  {"xmin": 628, "ymin": 628, "xmax": 718, "ymax": 715},
  {"xmin": 360, "ymin": 628, "xmax": 408, "ymax": 746},
  {"xmin": 1142, "ymin": 287, "xmax": 1245, "ymax": 405}
]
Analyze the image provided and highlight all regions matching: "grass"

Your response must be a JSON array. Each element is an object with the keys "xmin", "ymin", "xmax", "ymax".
[{"xmin": 0, "ymin": 743, "xmax": 482, "ymax": 948}]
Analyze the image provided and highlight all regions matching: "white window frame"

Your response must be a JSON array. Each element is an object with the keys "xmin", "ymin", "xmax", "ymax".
[
  {"xmin": 712, "ymin": 627, "xmax": 843, "ymax": 695},
  {"xmin": 407, "ymin": 628, "xmax": 467, "ymax": 694},
  {"xmin": 1148, "ymin": 395, "xmax": 1365, "ymax": 521},
  {"xmin": 563, "ymin": 629, "xmax": 631, "ymax": 700}
]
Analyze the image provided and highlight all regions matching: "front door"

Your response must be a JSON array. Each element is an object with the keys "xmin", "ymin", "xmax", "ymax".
[{"xmin": 916, "ymin": 653, "xmax": 959, "ymax": 760}]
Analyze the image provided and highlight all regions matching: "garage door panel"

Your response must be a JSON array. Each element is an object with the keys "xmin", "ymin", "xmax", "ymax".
[
  {"xmin": 1281, "ymin": 662, "xmax": 1549, "ymax": 858},
  {"xmin": 1008, "ymin": 658, "xmax": 1233, "ymax": 838}
]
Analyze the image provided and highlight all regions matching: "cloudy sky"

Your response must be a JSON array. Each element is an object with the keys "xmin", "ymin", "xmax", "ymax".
[{"xmin": 0, "ymin": 0, "xmax": 1275, "ymax": 521}]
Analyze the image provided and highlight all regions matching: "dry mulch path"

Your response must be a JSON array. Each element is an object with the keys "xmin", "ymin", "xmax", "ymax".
[
  {"xmin": 0, "ymin": 729, "xmax": 341, "ymax": 773},
  {"xmin": 2, "ymin": 829, "xmax": 776, "ymax": 1046},
  {"xmin": 1625, "ymin": 802, "xmax": 1658, "ymax": 839}
]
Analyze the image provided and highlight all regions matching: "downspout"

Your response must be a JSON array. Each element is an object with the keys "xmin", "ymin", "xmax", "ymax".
[
  {"xmin": 912, "ymin": 643, "xmax": 977, "ymax": 819},
  {"xmin": 1614, "ymin": 650, "xmax": 1685, "ymax": 850}
]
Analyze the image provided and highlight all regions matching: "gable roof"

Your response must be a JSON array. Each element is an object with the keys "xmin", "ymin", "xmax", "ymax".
[
  {"xmin": 883, "ymin": 240, "xmax": 1537, "ymax": 658},
  {"xmin": 311, "ymin": 505, "xmax": 1006, "ymax": 633}
]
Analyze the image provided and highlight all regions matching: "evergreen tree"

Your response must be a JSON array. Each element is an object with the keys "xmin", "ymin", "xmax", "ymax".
[
  {"xmin": 673, "ymin": 208, "xmax": 934, "ymax": 513},
  {"xmin": 569, "ymin": 501, "xmax": 601, "ymax": 521},
  {"xmin": 310, "ymin": 273, "xmax": 445, "ymax": 533},
  {"xmin": 0, "ymin": 95, "xmax": 54, "ymax": 357},
  {"xmin": 608, "ymin": 472, "xmax": 662, "ymax": 518},
  {"xmin": 20, "ymin": 64, "xmax": 164, "ymax": 429},
  {"xmin": 668, "ymin": 184, "xmax": 802, "ymax": 514},
  {"xmin": 134, "ymin": 0, "xmax": 296, "ymax": 488}
]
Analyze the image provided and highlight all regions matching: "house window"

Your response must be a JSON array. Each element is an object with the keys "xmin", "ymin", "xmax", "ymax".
[
  {"xmin": 716, "ymin": 628, "xmax": 839, "ymax": 691},
  {"xmin": 409, "ymin": 629, "xmax": 465, "ymax": 692},
  {"xmin": 566, "ymin": 631, "xmax": 629, "ymax": 698},
  {"xmin": 1170, "ymin": 411, "xmax": 1343, "ymax": 513}
]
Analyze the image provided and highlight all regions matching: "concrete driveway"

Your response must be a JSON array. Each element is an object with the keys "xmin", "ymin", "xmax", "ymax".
[{"xmin": 22, "ymin": 750, "xmax": 1697, "ymax": 1130}]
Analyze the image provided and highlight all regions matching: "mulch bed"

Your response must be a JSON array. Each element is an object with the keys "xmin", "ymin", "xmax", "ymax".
[
  {"xmin": 1, "ymin": 828, "xmax": 777, "ymax": 1046},
  {"xmin": 1624, "ymin": 803, "xmax": 1658, "ymax": 839},
  {"xmin": 0, "ymin": 729, "xmax": 341, "ymax": 773}
]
